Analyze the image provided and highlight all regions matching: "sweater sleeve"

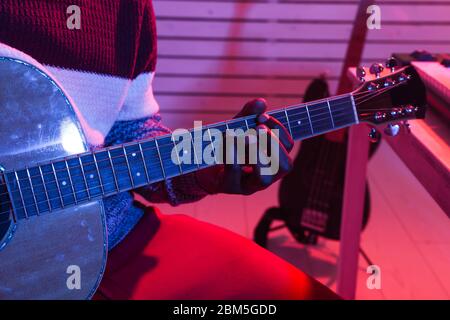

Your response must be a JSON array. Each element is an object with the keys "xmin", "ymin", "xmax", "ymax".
[{"xmin": 103, "ymin": 114, "xmax": 209, "ymax": 206}]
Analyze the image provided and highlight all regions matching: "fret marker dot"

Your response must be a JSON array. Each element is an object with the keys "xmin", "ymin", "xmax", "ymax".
[
  {"xmin": 89, "ymin": 174, "xmax": 94, "ymax": 179},
  {"xmin": 297, "ymin": 120, "xmax": 302, "ymax": 125},
  {"xmin": 132, "ymin": 153, "xmax": 136, "ymax": 157},
  {"xmin": 183, "ymin": 150, "xmax": 188, "ymax": 155},
  {"xmin": 62, "ymin": 181, "xmax": 67, "ymax": 186},
  {"xmin": 136, "ymin": 172, "xmax": 141, "ymax": 177}
]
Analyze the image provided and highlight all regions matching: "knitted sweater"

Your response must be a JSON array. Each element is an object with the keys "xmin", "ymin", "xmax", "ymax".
[{"xmin": 0, "ymin": 0, "xmax": 209, "ymax": 249}]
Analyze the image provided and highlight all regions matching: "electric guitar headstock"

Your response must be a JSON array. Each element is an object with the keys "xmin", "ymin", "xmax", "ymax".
[{"xmin": 352, "ymin": 57, "xmax": 427, "ymax": 136}]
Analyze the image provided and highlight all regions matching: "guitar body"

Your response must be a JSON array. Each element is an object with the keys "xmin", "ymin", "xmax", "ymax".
[
  {"xmin": 0, "ymin": 58, "xmax": 107, "ymax": 299},
  {"xmin": 254, "ymin": 134, "xmax": 374, "ymax": 247}
]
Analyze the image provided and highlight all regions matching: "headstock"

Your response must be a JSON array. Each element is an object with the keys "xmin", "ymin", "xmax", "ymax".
[{"xmin": 352, "ymin": 58, "xmax": 427, "ymax": 133}]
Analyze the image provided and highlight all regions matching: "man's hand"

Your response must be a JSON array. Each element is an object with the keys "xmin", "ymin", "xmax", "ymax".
[{"xmin": 195, "ymin": 98, "xmax": 294, "ymax": 196}]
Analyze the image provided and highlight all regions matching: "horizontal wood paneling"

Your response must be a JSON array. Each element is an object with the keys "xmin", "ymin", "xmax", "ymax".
[
  {"xmin": 158, "ymin": 20, "xmax": 450, "ymax": 42},
  {"xmin": 157, "ymin": 58, "xmax": 343, "ymax": 77},
  {"xmin": 156, "ymin": 95, "xmax": 303, "ymax": 112},
  {"xmin": 153, "ymin": 76, "xmax": 339, "ymax": 95},
  {"xmin": 153, "ymin": 0, "xmax": 450, "ymax": 128},
  {"xmin": 154, "ymin": 2, "xmax": 357, "ymax": 21},
  {"xmin": 155, "ymin": 1, "xmax": 449, "ymax": 22},
  {"xmin": 157, "ymin": 20, "xmax": 353, "ymax": 40},
  {"xmin": 158, "ymin": 40, "xmax": 348, "ymax": 59},
  {"xmin": 362, "ymin": 1, "xmax": 450, "ymax": 63}
]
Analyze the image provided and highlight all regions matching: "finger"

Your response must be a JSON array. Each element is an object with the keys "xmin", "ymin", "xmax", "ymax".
[
  {"xmin": 234, "ymin": 98, "xmax": 267, "ymax": 118},
  {"xmin": 255, "ymin": 125, "xmax": 293, "ymax": 180},
  {"xmin": 257, "ymin": 113, "xmax": 294, "ymax": 152},
  {"xmin": 222, "ymin": 133, "xmax": 244, "ymax": 194},
  {"xmin": 242, "ymin": 125, "xmax": 292, "ymax": 194}
]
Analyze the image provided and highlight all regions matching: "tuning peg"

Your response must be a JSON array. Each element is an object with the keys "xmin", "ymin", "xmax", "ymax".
[
  {"xmin": 402, "ymin": 120, "xmax": 411, "ymax": 134},
  {"xmin": 368, "ymin": 127, "xmax": 381, "ymax": 142},
  {"xmin": 384, "ymin": 123, "xmax": 400, "ymax": 137},
  {"xmin": 404, "ymin": 105, "xmax": 416, "ymax": 115},
  {"xmin": 383, "ymin": 78, "xmax": 395, "ymax": 87},
  {"xmin": 367, "ymin": 82, "xmax": 378, "ymax": 91},
  {"xmin": 369, "ymin": 63, "xmax": 384, "ymax": 78},
  {"xmin": 356, "ymin": 67, "xmax": 366, "ymax": 82},
  {"xmin": 385, "ymin": 57, "xmax": 398, "ymax": 72}
]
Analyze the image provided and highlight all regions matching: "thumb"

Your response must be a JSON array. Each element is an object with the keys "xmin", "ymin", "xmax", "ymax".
[{"xmin": 234, "ymin": 98, "xmax": 267, "ymax": 118}]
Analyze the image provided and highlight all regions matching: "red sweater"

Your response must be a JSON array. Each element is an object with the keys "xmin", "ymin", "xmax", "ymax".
[
  {"xmin": 0, "ymin": 0, "xmax": 208, "ymax": 249},
  {"xmin": 0, "ymin": 0, "xmax": 157, "ymax": 77}
]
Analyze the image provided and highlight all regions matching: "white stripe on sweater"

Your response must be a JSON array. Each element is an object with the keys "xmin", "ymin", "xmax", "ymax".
[{"xmin": 0, "ymin": 42, "xmax": 160, "ymax": 146}]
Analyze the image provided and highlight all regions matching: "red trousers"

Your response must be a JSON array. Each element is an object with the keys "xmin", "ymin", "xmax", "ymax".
[{"xmin": 93, "ymin": 207, "xmax": 339, "ymax": 300}]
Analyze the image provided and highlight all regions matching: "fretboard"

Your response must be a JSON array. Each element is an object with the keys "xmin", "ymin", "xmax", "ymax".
[{"xmin": 2, "ymin": 94, "xmax": 358, "ymax": 221}]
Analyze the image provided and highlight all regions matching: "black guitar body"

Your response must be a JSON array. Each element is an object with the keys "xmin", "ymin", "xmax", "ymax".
[
  {"xmin": 255, "ymin": 134, "xmax": 377, "ymax": 247},
  {"xmin": 254, "ymin": 78, "xmax": 378, "ymax": 247}
]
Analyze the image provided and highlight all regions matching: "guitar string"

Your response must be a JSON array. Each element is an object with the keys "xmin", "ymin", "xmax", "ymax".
[
  {"xmin": 0, "ymin": 87, "xmax": 385, "ymax": 185},
  {"xmin": 0, "ymin": 104, "xmax": 358, "ymax": 197},
  {"xmin": 0, "ymin": 91, "xmax": 400, "ymax": 217},
  {"xmin": 0, "ymin": 107, "xmax": 357, "ymax": 213},
  {"xmin": 313, "ymin": 132, "xmax": 335, "ymax": 225},
  {"xmin": 0, "ymin": 108, "xmax": 359, "ymax": 217},
  {"xmin": 5, "ymin": 98, "xmax": 359, "ymax": 184},
  {"xmin": 0, "ymin": 87, "xmax": 400, "ymax": 198},
  {"xmin": 0, "ymin": 88, "xmax": 404, "ymax": 216}
]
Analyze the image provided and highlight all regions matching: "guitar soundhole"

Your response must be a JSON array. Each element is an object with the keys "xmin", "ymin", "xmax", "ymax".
[{"xmin": 0, "ymin": 172, "xmax": 13, "ymax": 248}]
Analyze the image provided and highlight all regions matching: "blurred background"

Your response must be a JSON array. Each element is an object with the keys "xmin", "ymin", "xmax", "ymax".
[{"xmin": 151, "ymin": 0, "xmax": 450, "ymax": 299}]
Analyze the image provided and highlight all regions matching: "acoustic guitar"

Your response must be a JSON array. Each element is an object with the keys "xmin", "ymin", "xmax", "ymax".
[{"xmin": 0, "ymin": 56, "xmax": 426, "ymax": 299}]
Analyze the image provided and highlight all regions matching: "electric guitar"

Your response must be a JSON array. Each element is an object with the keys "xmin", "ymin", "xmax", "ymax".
[
  {"xmin": 254, "ymin": 77, "xmax": 378, "ymax": 247},
  {"xmin": 0, "ymin": 56, "xmax": 426, "ymax": 299}
]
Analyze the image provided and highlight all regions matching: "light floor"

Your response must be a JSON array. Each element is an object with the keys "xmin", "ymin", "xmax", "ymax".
[{"xmin": 156, "ymin": 141, "xmax": 450, "ymax": 300}]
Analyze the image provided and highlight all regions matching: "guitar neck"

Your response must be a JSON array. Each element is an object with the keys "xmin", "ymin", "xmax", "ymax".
[{"xmin": 4, "ymin": 93, "xmax": 358, "ymax": 220}]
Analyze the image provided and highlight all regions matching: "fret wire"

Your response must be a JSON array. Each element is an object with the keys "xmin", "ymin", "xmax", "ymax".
[
  {"xmin": 1, "ymin": 172, "xmax": 20, "ymax": 222},
  {"xmin": 284, "ymin": 109, "xmax": 293, "ymax": 137},
  {"xmin": 326, "ymin": 99, "xmax": 335, "ymax": 128},
  {"xmin": 2, "ymin": 172, "xmax": 18, "ymax": 222},
  {"xmin": 92, "ymin": 155, "xmax": 105, "ymax": 195},
  {"xmin": 0, "ymin": 96, "xmax": 356, "ymax": 191},
  {"xmin": 207, "ymin": 128, "xmax": 218, "ymax": 164},
  {"xmin": 154, "ymin": 139, "xmax": 166, "ymax": 179},
  {"xmin": 51, "ymin": 163, "xmax": 64, "ymax": 208},
  {"xmin": 244, "ymin": 119, "xmax": 249, "ymax": 130},
  {"xmin": 122, "ymin": 147, "xmax": 135, "ymax": 188},
  {"xmin": 286, "ymin": 102, "xmax": 355, "ymax": 122},
  {"xmin": 26, "ymin": 168, "xmax": 40, "ymax": 214},
  {"xmin": 138, "ymin": 143, "xmax": 151, "ymax": 184},
  {"xmin": 350, "ymin": 94, "xmax": 359, "ymax": 124},
  {"xmin": 283, "ymin": 93, "xmax": 351, "ymax": 113},
  {"xmin": 106, "ymin": 150, "xmax": 120, "ymax": 192},
  {"xmin": 6, "ymin": 96, "xmax": 353, "ymax": 188},
  {"xmin": 0, "ymin": 99, "xmax": 356, "ymax": 215},
  {"xmin": 291, "ymin": 112, "xmax": 355, "ymax": 127},
  {"xmin": 37, "ymin": 166, "xmax": 52, "ymax": 210},
  {"xmin": 304, "ymin": 104, "xmax": 314, "ymax": 134},
  {"xmin": 64, "ymin": 160, "xmax": 77, "ymax": 204},
  {"xmin": 77, "ymin": 156, "xmax": 91, "ymax": 200},
  {"xmin": 286, "ymin": 108, "xmax": 355, "ymax": 125},
  {"xmin": 1, "ymin": 101, "xmax": 357, "ymax": 195},
  {"xmin": 281, "ymin": 100, "xmax": 354, "ymax": 120},
  {"xmin": 170, "ymin": 137, "xmax": 183, "ymax": 174},
  {"xmin": 189, "ymin": 131, "xmax": 200, "ymax": 168},
  {"xmin": 290, "ymin": 114, "xmax": 354, "ymax": 130},
  {"xmin": 1, "ymin": 172, "xmax": 16, "ymax": 222},
  {"xmin": 15, "ymin": 171, "xmax": 29, "ymax": 218}
]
